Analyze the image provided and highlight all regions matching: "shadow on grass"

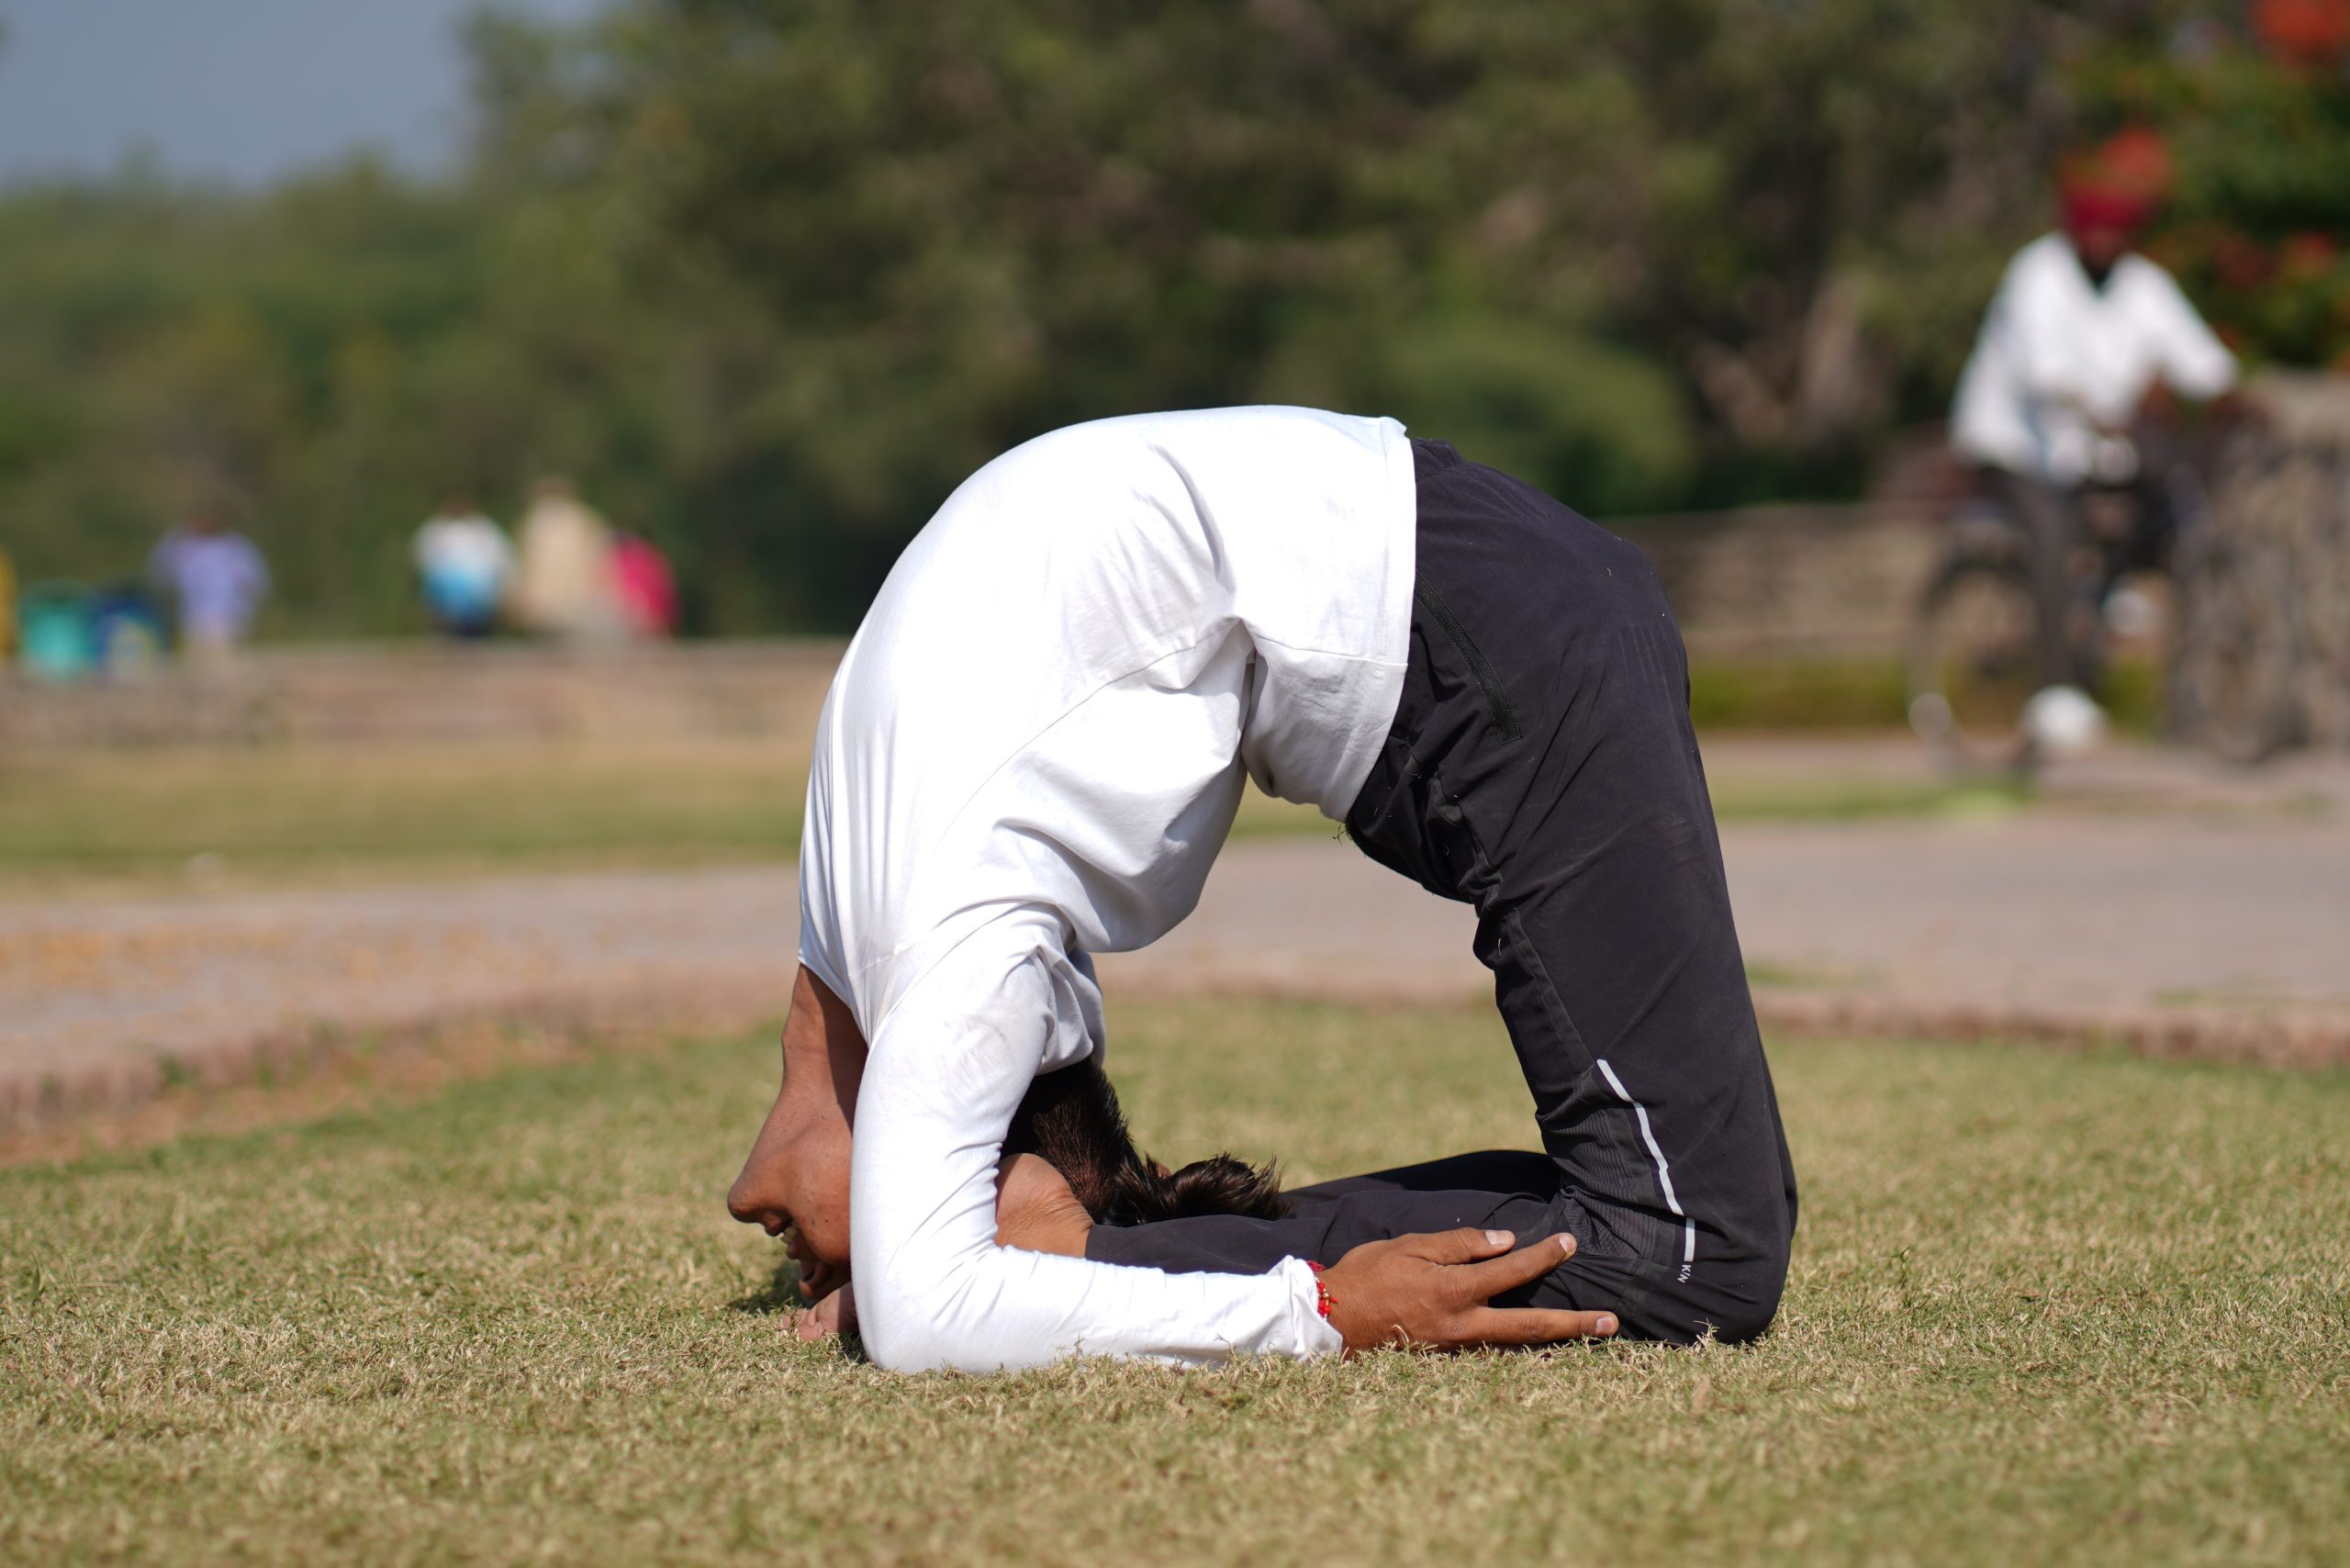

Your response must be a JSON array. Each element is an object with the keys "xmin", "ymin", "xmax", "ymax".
[
  {"xmin": 728, "ymin": 1257, "xmax": 810, "ymax": 1316},
  {"xmin": 727, "ymin": 1258, "xmax": 869, "ymax": 1361}
]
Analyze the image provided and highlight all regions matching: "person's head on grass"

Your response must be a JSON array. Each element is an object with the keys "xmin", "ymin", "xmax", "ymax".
[{"xmin": 728, "ymin": 967, "xmax": 1284, "ymax": 1298}]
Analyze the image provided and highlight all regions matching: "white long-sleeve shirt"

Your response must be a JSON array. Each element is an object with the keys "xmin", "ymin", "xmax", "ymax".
[
  {"xmin": 1952, "ymin": 232, "xmax": 2237, "ymax": 484},
  {"xmin": 799, "ymin": 407, "xmax": 1416, "ymax": 1372}
]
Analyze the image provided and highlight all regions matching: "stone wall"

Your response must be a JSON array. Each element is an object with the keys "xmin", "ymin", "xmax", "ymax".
[
  {"xmin": 1, "ymin": 505, "xmax": 1940, "ymax": 751},
  {"xmin": 1613, "ymin": 502, "xmax": 1941, "ymax": 660},
  {"xmin": 2204, "ymin": 373, "xmax": 2350, "ymax": 749},
  {"xmin": 0, "ymin": 640, "xmax": 844, "ymax": 750}
]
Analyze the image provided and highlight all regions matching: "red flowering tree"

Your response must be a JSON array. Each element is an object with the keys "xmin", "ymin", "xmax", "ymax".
[{"xmin": 2090, "ymin": 6, "xmax": 2350, "ymax": 369}]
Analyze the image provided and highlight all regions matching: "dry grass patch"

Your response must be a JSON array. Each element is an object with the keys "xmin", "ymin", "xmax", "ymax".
[
  {"xmin": 0, "ymin": 738, "xmax": 2085, "ymax": 895},
  {"xmin": 4, "ymin": 1000, "xmax": 2345, "ymax": 1566},
  {"xmin": 0, "ymin": 740, "xmax": 806, "ymax": 890}
]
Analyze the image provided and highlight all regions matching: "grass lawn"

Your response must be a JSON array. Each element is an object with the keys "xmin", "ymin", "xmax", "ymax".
[
  {"xmin": 0, "ymin": 740, "xmax": 810, "ymax": 889},
  {"xmin": 4, "ymin": 1000, "xmax": 2344, "ymax": 1566},
  {"xmin": 0, "ymin": 738, "xmax": 2030, "ymax": 890}
]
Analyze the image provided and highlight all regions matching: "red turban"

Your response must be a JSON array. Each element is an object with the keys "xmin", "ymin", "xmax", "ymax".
[{"xmin": 2058, "ymin": 128, "xmax": 2172, "ymax": 233}]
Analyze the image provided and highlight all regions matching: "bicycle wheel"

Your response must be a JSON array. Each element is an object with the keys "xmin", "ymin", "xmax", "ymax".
[
  {"xmin": 2174, "ymin": 534, "xmax": 2298, "ymax": 766},
  {"xmin": 1907, "ymin": 555, "xmax": 2042, "ymax": 770}
]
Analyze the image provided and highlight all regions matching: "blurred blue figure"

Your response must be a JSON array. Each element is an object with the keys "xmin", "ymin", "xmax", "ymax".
[
  {"xmin": 17, "ymin": 583, "xmax": 95, "ymax": 681},
  {"xmin": 88, "ymin": 583, "xmax": 169, "ymax": 676},
  {"xmin": 413, "ymin": 494, "xmax": 515, "ymax": 638},
  {"xmin": 150, "ymin": 507, "xmax": 269, "ymax": 666}
]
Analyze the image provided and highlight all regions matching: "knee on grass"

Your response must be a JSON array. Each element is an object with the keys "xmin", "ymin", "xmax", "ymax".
[{"xmin": 1653, "ymin": 1251, "xmax": 1788, "ymax": 1347}]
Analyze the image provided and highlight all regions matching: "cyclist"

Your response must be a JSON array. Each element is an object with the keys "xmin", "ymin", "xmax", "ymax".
[{"xmin": 1949, "ymin": 130, "xmax": 2238, "ymax": 752}]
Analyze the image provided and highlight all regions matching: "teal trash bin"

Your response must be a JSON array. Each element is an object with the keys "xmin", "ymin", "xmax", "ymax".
[{"xmin": 18, "ymin": 582, "xmax": 95, "ymax": 680}]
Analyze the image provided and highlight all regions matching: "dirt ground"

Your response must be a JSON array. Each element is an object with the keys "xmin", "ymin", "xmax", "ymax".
[{"xmin": 6, "ymin": 735, "xmax": 2347, "ymax": 1136}]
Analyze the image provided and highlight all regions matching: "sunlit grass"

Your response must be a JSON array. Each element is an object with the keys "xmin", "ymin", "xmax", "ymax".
[
  {"xmin": 0, "ymin": 739, "xmax": 806, "ymax": 889},
  {"xmin": 0, "ymin": 736, "xmax": 2054, "ymax": 891},
  {"xmin": 4, "ymin": 1000, "xmax": 2344, "ymax": 1566}
]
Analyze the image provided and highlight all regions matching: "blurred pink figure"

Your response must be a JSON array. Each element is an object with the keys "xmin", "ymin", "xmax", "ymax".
[{"xmin": 610, "ymin": 532, "xmax": 679, "ymax": 638}]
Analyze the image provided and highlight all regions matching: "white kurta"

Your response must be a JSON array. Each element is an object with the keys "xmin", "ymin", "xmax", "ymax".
[
  {"xmin": 799, "ymin": 407, "xmax": 1417, "ymax": 1372},
  {"xmin": 1952, "ymin": 232, "xmax": 2238, "ymax": 484}
]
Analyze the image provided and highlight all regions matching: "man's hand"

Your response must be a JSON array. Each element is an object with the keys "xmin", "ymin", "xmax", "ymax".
[
  {"xmin": 786, "ymin": 1229, "xmax": 854, "ymax": 1341},
  {"xmin": 793, "ymin": 1282, "xmax": 856, "ymax": 1342},
  {"xmin": 788, "ymin": 1231, "xmax": 846, "ymax": 1303},
  {"xmin": 1320, "ymin": 1228, "xmax": 1617, "ymax": 1353}
]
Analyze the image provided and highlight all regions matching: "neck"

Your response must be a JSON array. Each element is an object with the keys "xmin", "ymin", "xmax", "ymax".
[{"xmin": 783, "ymin": 967, "xmax": 866, "ymax": 1119}]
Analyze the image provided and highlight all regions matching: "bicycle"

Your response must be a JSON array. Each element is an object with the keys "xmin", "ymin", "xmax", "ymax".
[{"xmin": 1906, "ymin": 420, "xmax": 2298, "ymax": 770}]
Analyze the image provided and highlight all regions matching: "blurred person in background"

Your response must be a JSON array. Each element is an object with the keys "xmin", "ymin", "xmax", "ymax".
[
  {"xmin": 610, "ymin": 531, "xmax": 679, "ymax": 639},
  {"xmin": 149, "ymin": 506, "xmax": 269, "ymax": 668},
  {"xmin": 1950, "ymin": 129, "xmax": 2239, "ymax": 753},
  {"xmin": 86, "ymin": 581, "xmax": 168, "ymax": 677},
  {"xmin": 0, "ymin": 541, "xmax": 16, "ymax": 664},
  {"xmin": 513, "ymin": 476, "xmax": 620, "ymax": 640},
  {"xmin": 412, "ymin": 494, "xmax": 515, "ymax": 639}
]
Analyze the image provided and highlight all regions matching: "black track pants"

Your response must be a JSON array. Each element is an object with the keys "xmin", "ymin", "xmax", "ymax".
[{"xmin": 1090, "ymin": 441, "xmax": 1799, "ymax": 1343}]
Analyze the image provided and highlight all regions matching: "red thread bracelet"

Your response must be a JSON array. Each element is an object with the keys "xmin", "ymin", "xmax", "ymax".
[{"xmin": 1306, "ymin": 1260, "xmax": 1335, "ymax": 1320}]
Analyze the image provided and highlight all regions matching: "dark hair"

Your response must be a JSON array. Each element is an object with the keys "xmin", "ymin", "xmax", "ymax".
[{"xmin": 1005, "ymin": 1056, "xmax": 1290, "ymax": 1226}]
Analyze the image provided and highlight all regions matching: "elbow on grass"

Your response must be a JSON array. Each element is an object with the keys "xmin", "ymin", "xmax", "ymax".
[
  {"xmin": 854, "ymin": 1286, "xmax": 955, "ymax": 1373},
  {"xmin": 853, "ymin": 1268, "xmax": 1007, "ymax": 1373}
]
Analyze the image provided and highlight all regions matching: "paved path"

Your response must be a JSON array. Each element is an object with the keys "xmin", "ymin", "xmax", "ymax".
[
  {"xmin": 7, "ymin": 742, "xmax": 2348, "ymax": 1129},
  {"xmin": 1119, "ymin": 806, "xmax": 2350, "ymax": 1068},
  {"xmin": 0, "ymin": 868, "xmax": 799, "ymax": 1127}
]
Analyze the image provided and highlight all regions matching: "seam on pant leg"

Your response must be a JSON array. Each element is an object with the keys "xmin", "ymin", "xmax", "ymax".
[
  {"xmin": 1499, "ymin": 905, "xmax": 1658, "ymax": 1247},
  {"xmin": 1429, "ymin": 756, "xmax": 1670, "ymax": 1278},
  {"xmin": 1593, "ymin": 1057, "xmax": 1699, "ymax": 1286},
  {"xmin": 1414, "ymin": 585, "xmax": 1523, "ymax": 742}
]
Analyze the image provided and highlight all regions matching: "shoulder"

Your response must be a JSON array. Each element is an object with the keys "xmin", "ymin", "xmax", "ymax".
[
  {"xmin": 2006, "ymin": 233, "xmax": 2076, "ymax": 286},
  {"xmin": 1980, "ymin": 236, "xmax": 2073, "ymax": 319},
  {"xmin": 2113, "ymin": 252, "xmax": 2193, "ymax": 305}
]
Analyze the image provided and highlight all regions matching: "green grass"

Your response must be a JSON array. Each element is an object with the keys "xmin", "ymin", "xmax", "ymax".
[
  {"xmin": 0, "ymin": 741, "xmax": 1329, "ymax": 888},
  {"xmin": 0, "ymin": 740, "xmax": 808, "ymax": 887},
  {"xmin": 1686, "ymin": 654, "xmax": 1914, "ymax": 731},
  {"xmin": 1709, "ymin": 771, "xmax": 2032, "ymax": 823},
  {"xmin": 4, "ymin": 1000, "xmax": 2345, "ymax": 1566},
  {"xmin": 0, "ymin": 738, "xmax": 2051, "ymax": 891},
  {"xmin": 1684, "ymin": 652, "xmax": 2167, "ymax": 734}
]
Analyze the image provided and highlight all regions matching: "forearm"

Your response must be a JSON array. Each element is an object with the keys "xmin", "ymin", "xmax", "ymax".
[
  {"xmin": 848, "ymin": 937, "xmax": 1339, "ymax": 1372},
  {"xmin": 856, "ymin": 1223, "xmax": 1335, "ymax": 1372},
  {"xmin": 856, "ymin": 1115, "xmax": 1337, "ymax": 1370}
]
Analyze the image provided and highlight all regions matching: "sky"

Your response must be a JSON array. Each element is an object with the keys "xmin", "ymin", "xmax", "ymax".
[{"xmin": 0, "ymin": 0, "xmax": 613, "ymax": 187}]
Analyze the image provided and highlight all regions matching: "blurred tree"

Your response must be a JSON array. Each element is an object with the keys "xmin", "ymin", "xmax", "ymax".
[
  {"xmin": 2, "ymin": 0, "xmax": 2329, "ymax": 635},
  {"xmin": 487, "ymin": 0, "xmax": 2090, "ymax": 611},
  {"xmin": 2084, "ymin": 5, "xmax": 2350, "ymax": 372}
]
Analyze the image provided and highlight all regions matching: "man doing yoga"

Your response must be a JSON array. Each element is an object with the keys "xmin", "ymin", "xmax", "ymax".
[{"xmin": 728, "ymin": 408, "xmax": 1797, "ymax": 1369}]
